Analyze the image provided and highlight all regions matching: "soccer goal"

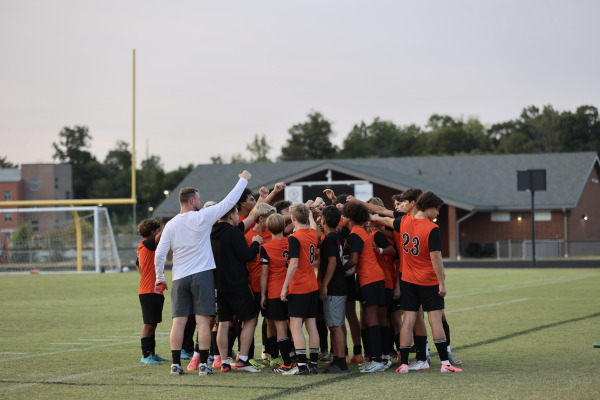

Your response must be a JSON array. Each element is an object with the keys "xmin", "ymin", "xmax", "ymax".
[{"xmin": 0, "ymin": 207, "xmax": 120, "ymax": 273}]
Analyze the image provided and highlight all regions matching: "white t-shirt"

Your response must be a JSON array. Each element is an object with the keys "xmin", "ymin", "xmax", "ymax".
[{"xmin": 154, "ymin": 178, "xmax": 248, "ymax": 283}]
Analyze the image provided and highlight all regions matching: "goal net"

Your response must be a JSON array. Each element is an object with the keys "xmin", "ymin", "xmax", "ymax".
[{"xmin": 0, "ymin": 207, "xmax": 120, "ymax": 273}]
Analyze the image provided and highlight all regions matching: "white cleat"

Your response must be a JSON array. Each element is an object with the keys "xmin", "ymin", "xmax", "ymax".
[
  {"xmin": 448, "ymin": 351, "xmax": 462, "ymax": 366},
  {"xmin": 408, "ymin": 359, "xmax": 430, "ymax": 371}
]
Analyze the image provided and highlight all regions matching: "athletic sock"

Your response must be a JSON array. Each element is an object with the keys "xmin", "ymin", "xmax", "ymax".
[
  {"xmin": 239, "ymin": 355, "xmax": 248, "ymax": 362},
  {"xmin": 380, "ymin": 326, "xmax": 390, "ymax": 358},
  {"xmin": 262, "ymin": 320, "xmax": 268, "ymax": 353},
  {"xmin": 399, "ymin": 346, "xmax": 410, "ymax": 365},
  {"xmin": 361, "ymin": 329, "xmax": 370, "ymax": 357},
  {"xmin": 194, "ymin": 332, "xmax": 200, "ymax": 354},
  {"xmin": 277, "ymin": 337, "xmax": 292, "ymax": 366},
  {"xmin": 194, "ymin": 351, "xmax": 200, "ymax": 357},
  {"xmin": 353, "ymin": 345, "xmax": 362, "ymax": 356},
  {"xmin": 415, "ymin": 335, "xmax": 427, "ymax": 362},
  {"xmin": 316, "ymin": 320, "xmax": 328, "ymax": 353},
  {"xmin": 366, "ymin": 325, "xmax": 382, "ymax": 363},
  {"xmin": 345, "ymin": 346, "xmax": 349, "ymax": 357},
  {"xmin": 228, "ymin": 327, "xmax": 236, "ymax": 357},
  {"xmin": 295, "ymin": 349, "xmax": 307, "ymax": 366},
  {"xmin": 171, "ymin": 349, "xmax": 181, "ymax": 366},
  {"xmin": 268, "ymin": 336, "xmax": 279, "ymax": 358},
  {"xmin": 309, "ymin": 348, "xmax": 319, "ymax": 364},
  {"xmin": 248, "ymin": 338, "xmax": 255, "ymax": 359},
  {"xmin": 151, "ymin": 335, "xmax": 156, "ymax": 356},
  {"xmin": 337, "ymin": 355, "xmax": 348, "ymax": 370},
  {"xmin": 199, "ymin": 349, "xmax": 209, "ymax": 365},
  {"xmin": 141, "ymin": 337, "xmax": 153, "ymax": 358},
  {"xmin": 442, "ymin": 319, "xmax": 451, "ymax": 348},
  {"xmin": 434, "ymin": 338, "xmax": 449, "ymax": 364}
]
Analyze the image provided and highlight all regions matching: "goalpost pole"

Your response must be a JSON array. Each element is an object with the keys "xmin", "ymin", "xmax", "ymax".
[
  {"xmin": 70, "ymin": 208, "xmax": 83, "ymax": 272},
  {"xmin": 94, "ymin": 207, "xmax": 100, "ymax": 273}
]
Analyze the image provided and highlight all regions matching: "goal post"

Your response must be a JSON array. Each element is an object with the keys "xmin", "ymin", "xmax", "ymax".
[{"xmin": 0, "ymin": 206, "xmax": 121, "ymax": 273}]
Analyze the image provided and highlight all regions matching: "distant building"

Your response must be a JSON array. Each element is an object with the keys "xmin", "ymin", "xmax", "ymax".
[{"xmin": 153, "ymin": 152, "xmax": 600, "ymax": 260}]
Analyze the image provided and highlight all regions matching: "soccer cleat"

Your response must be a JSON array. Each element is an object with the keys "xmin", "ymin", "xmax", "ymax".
[
  {"xmin": 282, "ymin": 365, "xmax": 309, "ymax": 376},
  {"xmin": 221, "ymin": 363, "xmax": 232, "ymax": 372},
  {"xmin": 212, "ymin": 357, "xmax": 222, "ymax": 369},
  {"xmin": 187, "ymin": 355, "xmax": 200, "ymax": 371},
  {"xmin": 228, "ymin": 357, "xmax": 236, "ymax": 368},
  {"xmin": 448, "ymin": 351, "xmax": 462, "ymax": 366},
  {"xmin": 395, "ymin": 364, "xmax": 409, "ymax": 374},
  {"xmin": 141, "ymin": 355, "xmax": 161, "ymax": 365},
  {"xmin": 198, "ymin": 364, "xmax": 214, "ymax": 376},
  {"xmin": 261, "ymin": 351, "xmax": 270, "ymax": 362},
  {"xmin": 270, "ymin": 357, "xmax": 283, "ymax": 367},
  {"xmin": 249, "ymin": 359, "xmax": 262, "ymax": 368},
  {"xmin": 180, "ymin": 350, "xmax": 191, "ymax": 360},
  {"xmin": 323, "ymin": 365, "xmax": 351, "ymax": 374},
  {"xmin": 273, "ymin": 364, "xmax": 293, "ymax": 373},
  {"xmin": 208, "ymin": 356, "xmax": 214, "ymax": 364},
  {"xmin": 349, "ymin": 354, "xmax": 365, "ymax": 364},
  {"xmin": 346, "ymin": 356, "xmax": 351, "ymax": 365},
  {"xmin": 408, "ymin": 359, "xmax": 430, "ymax": 371},
  {"xmin": 235, "ymin": 359, "xmax": 262, "ymax": 373},
  {"xmin": 308, "ymin": 363, "xmax": 318, "ymax": 374},
  {"xmin": 359, "ymin": 361, "xmax": 385, "ymax": 373},
  {"xmin": 171, "ymin": 364, "xmax": 184, "ymax": 375},
  {"xmin": 320, "ymin": 352, "xmax": 334, "ymax": 362},
  {"xmin": 383, "ymin": 359, "xmax": 393, "ymax": 369},
  {"xmin": 441, "ymin": 364, "xmax": 462, "ymax": 373},
  {"xmin": 318, "ymin": 352, "xmax": 326, "ymax": 359},
  {"xmin": 153, "ymin": 354, "xmax": 169, "ymax": 362}
]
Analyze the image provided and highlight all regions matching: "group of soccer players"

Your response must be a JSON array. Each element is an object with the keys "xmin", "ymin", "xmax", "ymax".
[{"xmin": 135, "ymin": 169, "xmax": 463, "ymax": 376}]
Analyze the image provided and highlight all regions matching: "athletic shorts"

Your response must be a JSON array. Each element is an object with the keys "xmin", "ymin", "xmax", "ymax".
[
  {"xmin": 359, "ymin": 280, "xmax": 386, "ymax": 308},
  {"xmin": 288, "ymin": 290, "xmax": 318, "ymax": 319},
  {"xmin": 317, "ymin": 298, "xmax": 324, "ymax": 315},
  {"xmin": 139, "ymin": 293, "xmax": 164, "ymax": 324},
  {"xmin": 217, "ymin": 287, "xmax": 256, "ymax": 322},
  {"xmin": 384, "ymin": 288, "xmax": 393, "ymax": 310},
  {"xmin": 266, "ymin": 298, "xmax": 288, "ymax": 321},
  {"xmin": 323, "ymin": 295, "xmax": 347, "ymax": 327},
  {"xmin": 253, "ymin": 292, "xmax": 266, "ymax": 318},
  {"xmin": 388, "ymin": 291, "xmax": 402, "ymax": 312},
  {"xmin": 345, "ymin": 275, "xmax": 357, "ymax": 302},
  {"xmin": 171, "ymin": 270, "xmax": 215, "ymax": 318},
  {"xmin": 400, "ymin": 280, "xmax": 444, "ymax": 312}
]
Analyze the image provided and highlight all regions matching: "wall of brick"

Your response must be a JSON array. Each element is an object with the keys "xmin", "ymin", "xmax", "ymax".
[{"xmin": 569, "ymin": 163, "xmax": 600, "ymax": 240}]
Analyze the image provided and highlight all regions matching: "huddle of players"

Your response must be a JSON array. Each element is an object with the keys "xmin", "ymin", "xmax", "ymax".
[{"xmin": 135, "ymin": 182, "xmax": 463, "ymax": 375}]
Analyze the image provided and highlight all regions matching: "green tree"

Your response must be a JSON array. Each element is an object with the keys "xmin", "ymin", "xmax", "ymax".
[
  {"xmin": 280, "ymin": 112, "xmax": 338, "ymax": 160},
  {"xmin": 246, "ymin": 134, "xmax": 272, "ymax": 162},
  {"xmin": 338, "ymin": 118, "xmax": 403, "ymax": 158},
  {"xmin": 230, "ymin": 154, "xmax": 248, "ymax": 164},
  {"xmin": 52, "ymin": 126, "xmax": 97, "ymax": 199},
  {"xmin": 557, "ymin": 105, "xmax": 600, "ymax": 154},
  {"xmin": 0, "ymin": 156, "xmax": 17, "ymax": 168},
  {"xmin": 210, "ymin": 156, "xmax": 224, "ymax": 164}
]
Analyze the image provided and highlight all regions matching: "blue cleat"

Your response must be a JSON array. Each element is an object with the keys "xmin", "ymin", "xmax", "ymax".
[
  {"xmin": 180, "ymin": 350, "xmax": 191, "ymax": 360},
  {"xmin": 153, "ymin": 354, "xmax": 169, "ymax": 362},
  {"xmin": 141, "ymin": 355, "xmax": 162, "ymax": 365}
]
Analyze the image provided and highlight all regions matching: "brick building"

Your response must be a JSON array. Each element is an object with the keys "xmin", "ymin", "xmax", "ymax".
[{"xmin": 153, "ymin": 152, "xmax": 600, "ymax": 259}]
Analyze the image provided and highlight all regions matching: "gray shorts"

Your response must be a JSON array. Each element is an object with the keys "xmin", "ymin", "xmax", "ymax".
[
  {"xmin": 323, "ymin": 295, "xmax": 346, "ymax": 327},
  {"xmin": 171, "ymin": 270, "xmax": 215, "ymax": 318}
]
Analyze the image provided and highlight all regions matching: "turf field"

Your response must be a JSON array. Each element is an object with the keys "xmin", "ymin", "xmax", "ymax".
[{"xmin": 1, "ymin": 269, "xmax": 599, "ymax": 399}]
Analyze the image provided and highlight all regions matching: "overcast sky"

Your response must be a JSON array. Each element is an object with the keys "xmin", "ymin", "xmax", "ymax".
[{"xmin": 1, "ymin": 0, "xmax": 599, "ymax": 170}]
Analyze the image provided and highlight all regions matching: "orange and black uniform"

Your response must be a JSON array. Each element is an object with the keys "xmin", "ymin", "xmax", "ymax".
[
  {"xmin": 347, "ymin": 225, "xmax": 386, "ymax": 307},
  {"xmin": 260, "ymin": 236, "xmax": 290, "ymax": 321},
  {"xmin": 393, "ymin": 214, "xmax": 444, "ymax": 312},
  {"xmin": 287, "ymin": 228, "xmax": 319, "ymax": 319},
  {"xmin": 244, "ymin": 227, "xmax": 271, "ymax": 316},
  {"xmin": 137, "ymin": 236, "xmax": 164, "ymax": 324},
  {"xmin": 370, "ymin": 230, "xmax": 397, "ymax": 310}
]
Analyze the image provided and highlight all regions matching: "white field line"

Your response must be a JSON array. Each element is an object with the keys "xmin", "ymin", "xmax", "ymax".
[
  {"xmin": 49, "ymin": 343, "xmax": 90, "ymax": 345},
  {"xmin": 0, "ymin": 352, "xmax": 26, "ymax": 355},
  {"xmin": 445, "ymin": 274, "xmax": 598, "ymax": 299},
  {"xmin": 0, "ymin": 364, "xmax": 142, "ymax": 394},
  {"xmin": 445, "ymin": 298, "xmax": 528, "ymax": 314},
  {"xmin": 78, "ymin": 339, "xmax": 120, "ymax": 341}
]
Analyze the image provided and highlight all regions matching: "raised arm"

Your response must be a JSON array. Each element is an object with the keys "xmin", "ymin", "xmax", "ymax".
[
  {"xmin": 265, "ymin": 182, "xmax": 285, "ymax": 204},
  {"xmin": 346, "ymin": 195, "xmax": 394, "ymax": 218},
  {"xmin": 201, "ymin": 171, "xmax": 251, "ymax": 225},
  {"xmin": 369, "ymin": 214, "xmax": 395, "ymax": 229}
]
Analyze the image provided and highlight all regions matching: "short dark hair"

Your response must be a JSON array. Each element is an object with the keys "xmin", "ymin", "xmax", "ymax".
[
  {"xmin": 179, "ymin": 187, "xmax": 198, "ymax": 206},
  {"xmin": 392, "ymin": 194, "xmax": 402, "ymax": 202},
  {"xmin": 236, "ymin": 188, "xmax": 253, "ymax": 210},
  {"xmin": 321, "ymin": 205, "xmax": 341, "ymax": 228},
  {"xmin": 342, "ymin": 202, "xmax": 370, "ymax": 225},
  {"xmin": 416, "ymin": 191, "xmax": 444, "ymax": 211},
  {"xmin": 137, "ymin": 218, "xmax": 160, "ymax": 238},
  {"xmin": 400, "ymin": 188, "xmax": 423, "ymax": 203},
  {"xmin": 273, "ymin": 200, "xmax": 292, "ymax": 214},
  {"xmin": 334, "ymin": 194, "xmax": 349, "ymax": 205},
  {"xmin": 220, "ymin": 206, "xmax": 238, "ymax": 221}
]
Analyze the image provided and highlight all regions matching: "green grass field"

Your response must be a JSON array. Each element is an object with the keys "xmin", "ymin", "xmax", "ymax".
[{"xmin": 1, "ymin": 269, "xmax": 599, "ymax": 399}]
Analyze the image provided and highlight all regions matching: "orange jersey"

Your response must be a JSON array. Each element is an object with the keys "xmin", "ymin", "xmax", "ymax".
[
  {"xmin": 348, "ymin": 225, "xmax": 384, "ymax": 288},
  {"xmin": 288, "ymin": 228, "xmax": 319, "ymax": 294},
  {"xmin": 261, "ymin": 237, "xmax": 289, "ymax": 299},
  {"xmin": 137, "ymin": 238, "xmax": 161, "ymax": 295},
  {"xmin": 245, "ymin": 227, "xmax": 272, "ymax": 292},
  {"xmin": 370, "ymin": 230, "xmax": 396, "ymax": 289},
  {"xmin": 399, "ymin": 216, "xmax": 440, "ymax": 286}
]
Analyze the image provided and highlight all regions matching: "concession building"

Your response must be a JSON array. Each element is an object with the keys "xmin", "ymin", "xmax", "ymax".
[{"xmin": 153, "ymin": 152, "xmax": 600, "ymax": 260}]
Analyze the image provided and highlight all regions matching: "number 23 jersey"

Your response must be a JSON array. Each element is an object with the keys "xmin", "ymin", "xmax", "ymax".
[
  {"xmin": 394, "ymin": 215, "xmax": 443, "ymax": 286},
  {"xmin": 288, "ymin": 228, "xmax": 319, "ymax": 295}
]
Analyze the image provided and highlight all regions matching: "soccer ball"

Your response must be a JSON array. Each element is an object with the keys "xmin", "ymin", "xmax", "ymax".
[
  {"xmin": 122, "ymin": 266, "xmax": 130, "ymax": 273},
  {"xmin": 342, "ymin": 255, "xmax": 356, "ymax": 277}
]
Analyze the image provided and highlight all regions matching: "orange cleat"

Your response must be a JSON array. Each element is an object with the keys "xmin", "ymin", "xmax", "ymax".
[{"xmin": 441, "ymin": 364, "xmax": 462, "ymax": 373}]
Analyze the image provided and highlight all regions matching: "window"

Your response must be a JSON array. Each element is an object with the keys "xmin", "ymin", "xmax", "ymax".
[
  {"xmin": 4, "ymin": 213, "xmax": 12, "ymax": 222},
  {"xmin": 55, "ymin": 177, "xmax": 58, "ymax": 189},
  {"xmin": 65, "ymin": 191, "xmax": 71, "ymax": 199},
  {"xmin": 534, "ymin": 211, "xmax": 552, "ymax": 221},
  {"xmin": 3, "ymin": 191, "xmax": 11, "ymax": 201},
  {"xmin": 30, "ymin": 184, "xmax": 39, "ymax": 191},
  {"xmin": 30, "ymin": 178, "xmax": 38, "ymax": 184},
  {"xmin": 491, "ymin": 212, "xmax": 510, "ymax": 222}
]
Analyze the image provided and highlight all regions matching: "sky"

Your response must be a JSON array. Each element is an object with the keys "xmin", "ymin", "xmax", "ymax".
[{"xmin": 1, "ymin": 0, "xmax": 599, "ymax": 171}]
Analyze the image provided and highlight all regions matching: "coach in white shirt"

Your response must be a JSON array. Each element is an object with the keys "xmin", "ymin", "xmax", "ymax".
[{"xmin": 155, "ymin": 170, "xmax": 252, "ymax": 375}]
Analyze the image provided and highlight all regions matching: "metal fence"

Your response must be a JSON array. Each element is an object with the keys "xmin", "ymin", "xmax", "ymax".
[{"xmin": 496, "ymin": 239, "xmax": 600, "ymax": 260}]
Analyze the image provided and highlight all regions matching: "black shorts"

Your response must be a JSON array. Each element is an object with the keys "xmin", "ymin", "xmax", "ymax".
[
  {"xmin": 400, "ymin": 280, "xmax": 444, "ymax": 312},
  {"xmin": 359, "ymin": 280, "xmax": 386, "ymax": 307},
  {"xmin": 384, "ymin": 288, "xmax": 393, "ymax": 310},
  {"xmin": 345, "ymin": 275, "xmax": 357, "ymax": 302},
  {"xmin": 266, "ymin": 298, "xmax": 288, "ymax": 321},
  {"xmin": 288, "ymin": 290, "xmax": 318, "ymax": 319},
  {"xmin": 317, "ymin": 298, "xmax": 324, "ymax": 315},
  {"xmin": 217, "ymin": 288, "xmax": 256, "ymax": 322},
  {"xmin": 253, "ymin": 292, "xmax": 266, "ymax": 318},
  {"xmin": 139, "ymin": 293, "xmax": 165, "ymax": 324}
]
